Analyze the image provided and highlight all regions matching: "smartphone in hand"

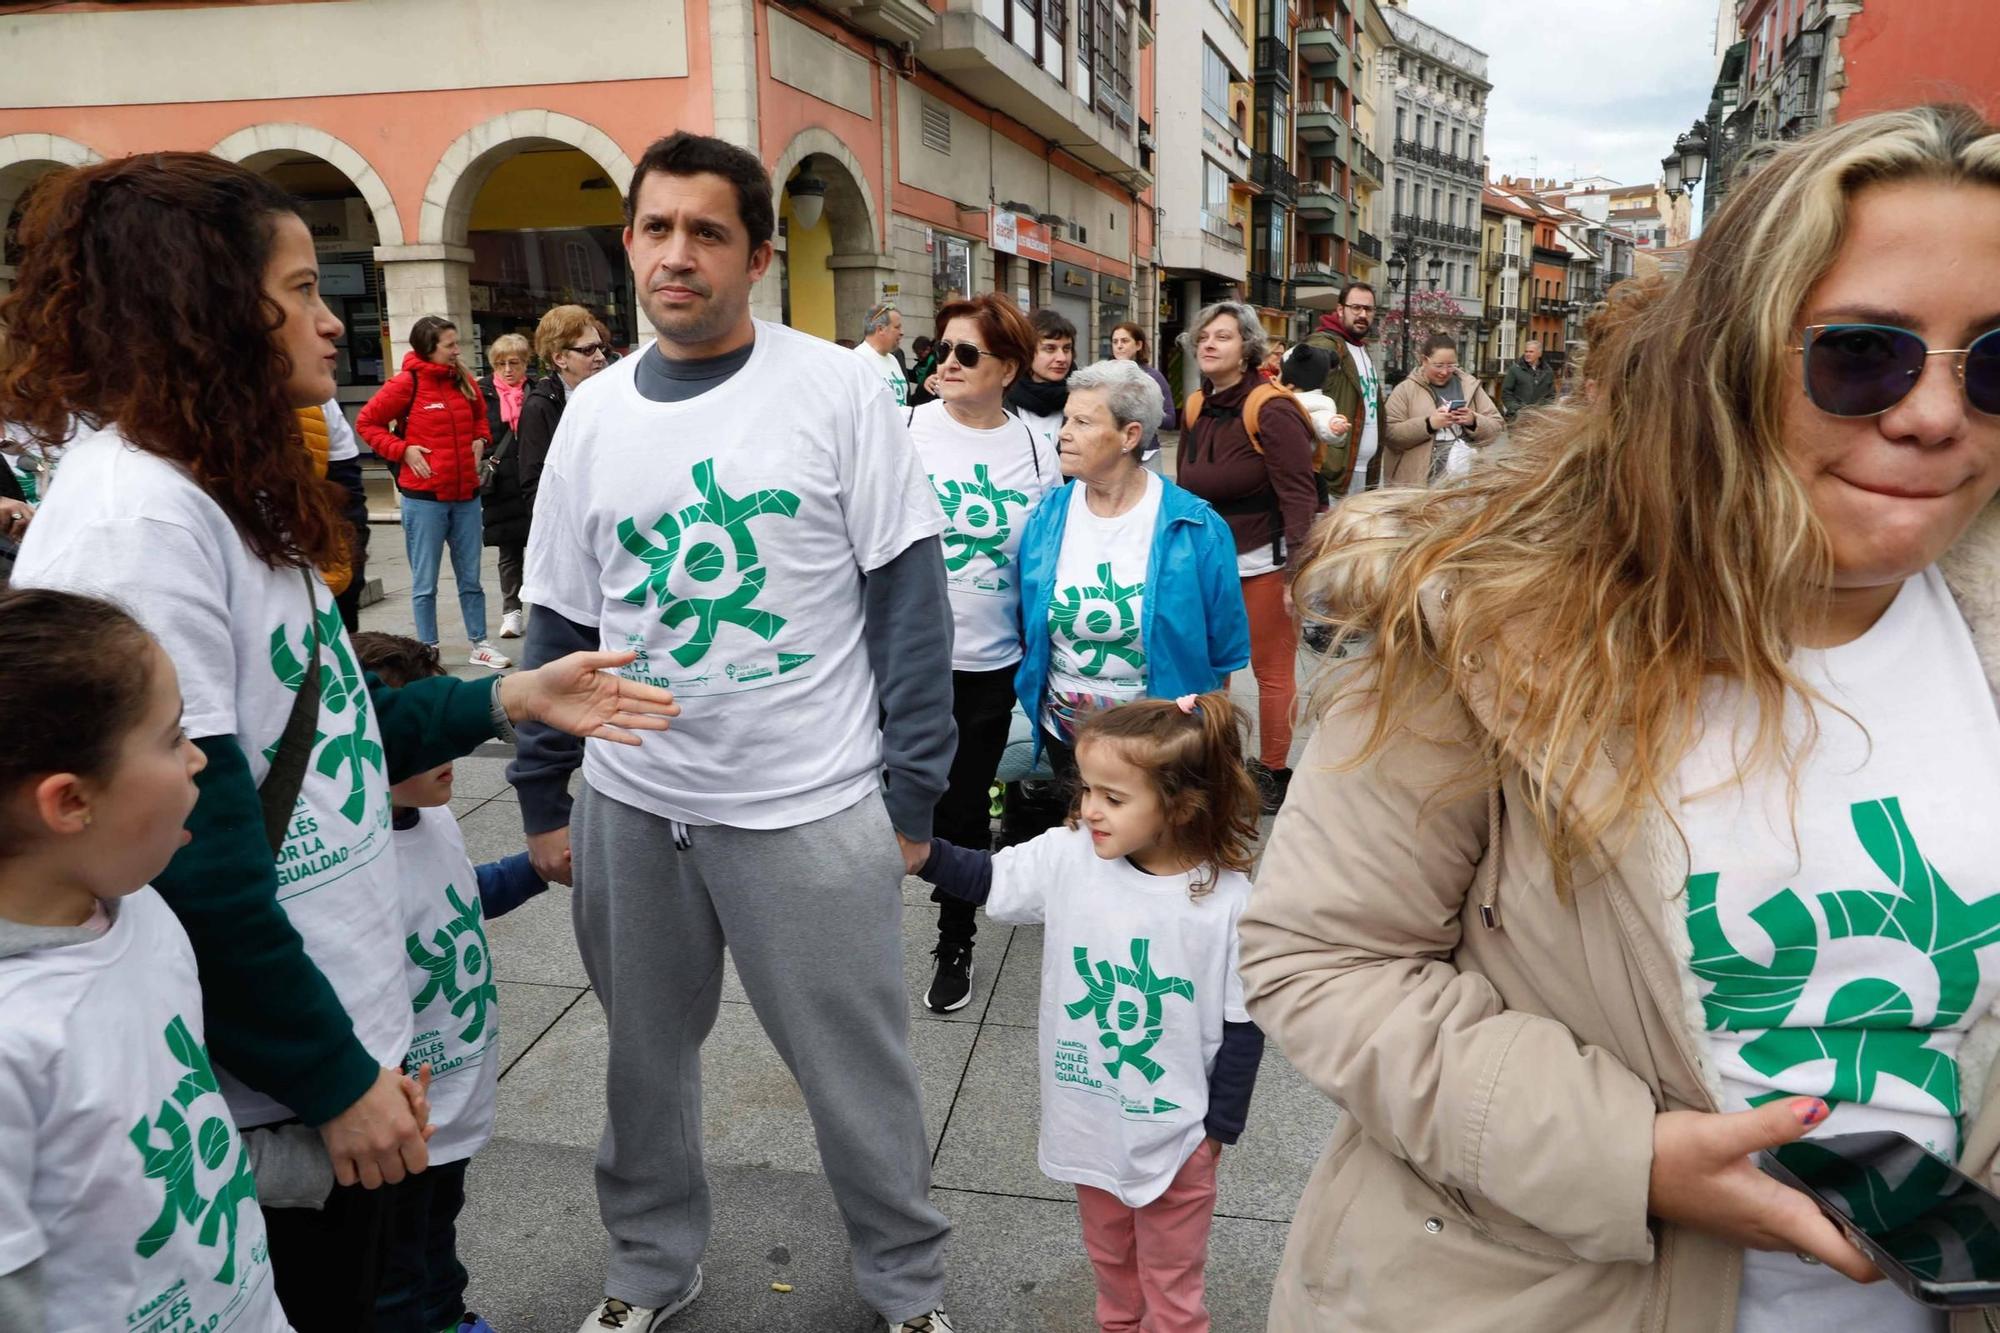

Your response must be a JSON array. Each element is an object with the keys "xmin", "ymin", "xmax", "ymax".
[{"xmin": 1761, "ymin": 1131, "xmax": 2000, "ymax": 1309}]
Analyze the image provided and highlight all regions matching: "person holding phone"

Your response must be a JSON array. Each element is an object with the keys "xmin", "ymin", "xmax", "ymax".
[
  {"xmin": 1242, "ymin": 103, "xmax": 2000, "ymax": 1332},
  {"xmin": 1380, "ymin": 333, "xmax": 1502, "ymax": 486}
]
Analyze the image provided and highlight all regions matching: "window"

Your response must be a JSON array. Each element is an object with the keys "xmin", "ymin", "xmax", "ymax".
[
  {"xmin": 1078, "ymin": 0, "xmax": 1126, "ymax": 119},
  {"xmin": 1415, "ymin": 113, "xmax": 1424, "ymax": 145},
  {"xmin": 1448, "ymin": 197, "xmax": 1457, "ymax": 227},
  {"xmin": 1394, "ymin": 179, "xmax": 1404, "ymax": 214},
  {"xmin": 995, "ymin": 0, "xmax": 1064, "ymax": 83},
  {"xmin": 1431, "ymin": 187, "xmax": 1441, "ymax": 218},
  {"xmin": 1432, "ymin": 121, "xmax": 1442, "ymax": 149},
  {"xmin": 1202, "ymin": 41, "xmax": 1233, "ymax": 125},
  {"xmin": 1451, "ymin": 128, "xmax": 1460, "ymax": 157},
  {"xmin": 1396, "ymin": 107, "xmax": 1406, "ymax": 140},
  {"xmin": 1468, "ymin": 134, "xmax": 1478, "ymax": 162}
]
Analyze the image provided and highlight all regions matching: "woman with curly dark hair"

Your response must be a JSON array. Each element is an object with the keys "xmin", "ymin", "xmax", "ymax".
[{"xmin": 0, "ymin": 151, "xmax": 680, "ymax": 1331}]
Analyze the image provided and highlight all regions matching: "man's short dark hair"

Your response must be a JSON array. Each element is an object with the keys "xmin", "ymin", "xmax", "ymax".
[
  {"xmin": 1336, "ymin": 281, "xmax": 1377, "ymax": 307},
  {"xmin": 624, "ymin": 132, "xmax": 776, "ymax": 254},
  {"xmin": 1029, "ymin": 307, "xmax": 1077, "ymax": 345}
]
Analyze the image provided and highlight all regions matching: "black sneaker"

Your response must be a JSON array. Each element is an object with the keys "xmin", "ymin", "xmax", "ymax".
[
  {"xmin": 926, "ymin": 940, "xmax": 975, "ymax": 1013},
  {"xmin": 1249, "ymin": 761, "xmax": 1293, "ymax": 815}
]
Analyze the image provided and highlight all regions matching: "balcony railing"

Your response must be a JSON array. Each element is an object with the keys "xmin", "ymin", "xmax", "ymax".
[
  {"xmin": 1392, "ymin": 139, "xmax": 1482, "ymax": 181},
  {"xmin": 1248, "ymin": 272, "xmax": 1291, "ymax": 309},
  {"xmin": 1254, "ymin": 36, "xmax": 1291, "ymax": 86},
  {"xmin": 1354, "ymin": 229, "xmax": 1382, "ymax": 261},
  {"xmin": 1200, "ymin": 211, "xmax": 1246, "ymax": 248},
  {"xmin": 1250, "ymin": 151, "xmax": 1298, "ymax": 203},
  {"xmin": 1291, "ymin": 262, "xmax": 1346, "ymax": 292},
  {"xmin": 1354, "ymin": 141, "xmax": 1385, "ymax": 184},
  {"xmin": 1297, "ymin": 19, "xmax": 1346, "ymax": 73}
]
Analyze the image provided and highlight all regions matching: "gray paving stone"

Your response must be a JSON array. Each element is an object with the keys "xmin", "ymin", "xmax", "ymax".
[
  {"xmin": 494, "ymin": 980, "xmax": 586, "ymax": 1077},
  {"xmin": 458, "ymin": 1138, "xmax": 880, "ymax": 1333},
  {"xmin": 482, "ymin": 885, "xmax": 589, "ymax": 987},
  {"xmin": 931, "ymin": 1185, "xmax": 1290, "ymax": 1333},
  {"xmin": 448, "ymin": 794, "xmax": 490, "ymax": 822},
  {"xmin": 982, "ymin": 923, "xmax": 1043, "ymax": 1030},
  {"xmin": 452, "ymin": 755, "xmax": 523, "ymax": 804},
  {"xmin": 497, "ymin": 991, "xmax": 978, "ymax": 1167},
  {"xmin": 1214, "ymin": 1046, "xmax": 1340, "ymax": 1224},
  {"xmin": 931, "ymin": 1024, "xmax": 1063, "ymax": 1203}
]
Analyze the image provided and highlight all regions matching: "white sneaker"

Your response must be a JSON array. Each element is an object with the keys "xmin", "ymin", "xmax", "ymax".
[
  {"xmin": 576, "ymin": 1271, "xmax": 702, "ymax": 1331},
  {"xmin": 469, "ymin": 642, "xmax": 512, "ymax": 670},
  {"xmin": 890, "ymin": 1311, "xmax": 955, "ymax": 1333},
  {"xmin": 499, "ymin": 610, "xmax": 524, "ymax": 639}
]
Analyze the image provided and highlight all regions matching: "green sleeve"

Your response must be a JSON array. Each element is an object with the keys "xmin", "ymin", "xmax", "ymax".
[
  {"xmin": 367, "ymin": 672, "xmax": 501, "ymax": 783},
  {"xmin": 153, "ymin": 737, "xmax": 379, "ymax": 1126}
]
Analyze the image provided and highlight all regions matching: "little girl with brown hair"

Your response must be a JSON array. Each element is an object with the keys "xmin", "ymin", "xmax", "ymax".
[{"xmin": 915, "ymin": 691, "xmax": 1265, "ymax": 1333}]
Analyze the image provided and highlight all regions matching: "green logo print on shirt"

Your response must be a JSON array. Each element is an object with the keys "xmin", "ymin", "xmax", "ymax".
[
  {"xmin": 932, "ymin": 465, "xmax": 1029, "ymax": 575},
  {"xmin": 1066, "ymin": 938, "xmax": 1195, "ymax": 1098},
  {"xmin": 1690, "ymin": 796, "xmax": 2000, "ymax": 1116},
  {"xmin": 407, "ymin": 883, "xmax": 498, "ymax": 1045},
  {"xmin": 1049, "ymin": 562, "xmax": 1146, "ymax": 676},
  {"xmin": 128, "ymin": 1016, "xmax": 259, "ymax": 1285},
  {"xmin": 268, "ymin": 602, "xmax": 385, "ymax": 825},
  {"xmin": 617, "ymin": 459, "xmax": 802, "ymax": 667}
]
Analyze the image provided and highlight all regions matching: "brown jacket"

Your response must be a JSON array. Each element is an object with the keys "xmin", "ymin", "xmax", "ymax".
[
  {"xmin": 1240, "ymin": 495, "xmax": 2000, "ymax": 1332},
  {"xmin": 1378, "ymin": 367, "xmax": 1504, "ymax": 487},
  {"xmin": 1175, "ymin": 377, "xmax": 1321, "ymax": 569}
]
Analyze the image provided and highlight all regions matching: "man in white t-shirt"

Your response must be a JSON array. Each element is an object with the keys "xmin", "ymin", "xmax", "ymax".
[
  {"xmin": 1304, "ymin": 282, "xmax": 1382, "ymax": 499},
  {"xmin": 507, "ymin": 133, "xmax": 960, "ymax": 1333},
  {"xmin": 853, "ymin": 303, "xmax": 910, "ymax": 405}
]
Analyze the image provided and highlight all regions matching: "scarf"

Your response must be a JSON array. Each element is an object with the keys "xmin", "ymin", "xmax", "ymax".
[
  {"xmin": 494, "ymin": 376, "xmax": 526, "ymax": 430},
  {"xmin": 1007, "ymin": 375, "xmax": 1070, "ymax": 418},
  {"xmin": 1314, "ymin": 311, "xmax": 1367, "ymax": 348},
  {"xmin": 294, "ymin": 406, "xmax": 352, "ymax": 597}
]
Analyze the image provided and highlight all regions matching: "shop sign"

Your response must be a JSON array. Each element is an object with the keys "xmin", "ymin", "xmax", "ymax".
[
  {"xmin": 991, "ymin": 209, "xmax": 1052, "ymax": 262},
  {"xmin": 1053, "ymin": 261, "xmax": 1092, "ymax": 295},
  {"xmin": 1099, "ymin": 274, "xmax": 1131, "ymax": 307}
]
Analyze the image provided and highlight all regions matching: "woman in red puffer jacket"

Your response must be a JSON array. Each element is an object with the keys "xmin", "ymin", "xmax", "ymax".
[{"xmin": 358, "ymin": 315, "xmax": 510, "ymax": 668}]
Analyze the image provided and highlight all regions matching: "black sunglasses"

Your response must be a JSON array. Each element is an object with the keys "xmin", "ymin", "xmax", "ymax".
[
  {"xmin": 566, "ymin": 341, "xmax": 608, "ymax": 358},
  {"xmin": 936, "ymin": 339, "xmax": 991, "ymax": 369},
  {"xmin": 1797, "ymin": 323, "xmax": 2000, "ymax": 418}
]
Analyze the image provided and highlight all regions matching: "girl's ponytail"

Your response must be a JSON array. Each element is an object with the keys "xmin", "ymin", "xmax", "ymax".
[{"xmin": 1072, "ymin": 691, "xmax": 1262, "ymax": 895}]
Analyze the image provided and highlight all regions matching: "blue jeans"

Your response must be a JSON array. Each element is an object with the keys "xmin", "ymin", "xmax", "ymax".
[
  {"xmin": 401, "ymin": 494, "xmax": 487, "ymax": 645},
  {"xmin": 374, "ymin": 1157, "xmax": 470, "ymax": 1332}
]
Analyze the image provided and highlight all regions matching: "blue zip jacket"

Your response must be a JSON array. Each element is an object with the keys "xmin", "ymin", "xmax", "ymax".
[{"xmin": 1014, "ymin": 474, "xmax": 1251, "ymax": 742}]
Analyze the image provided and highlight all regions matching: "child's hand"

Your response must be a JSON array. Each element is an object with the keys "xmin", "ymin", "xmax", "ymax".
[
  {"xmin": 896, "ymin": 833, "xmax": 930, "ymax": 875},
  {"xmin": 404, "ymin": 1064, "xmax": 435, "ymax": 1141}
]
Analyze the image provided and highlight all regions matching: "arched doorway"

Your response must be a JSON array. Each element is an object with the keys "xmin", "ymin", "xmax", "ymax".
[
  {"xmin": 0, "ymin": 134, "xmax": 102, "ymax": 294},
  {"xmin": 214, "ymin": 127, "xmax": 404, "ymax": 394},
  {"xmin": 422, "ymin": 114, "xmax": 639, "ymax": 371},
  {"xmin": 770, "ymin": 131, "xmax": 884, "ymax": 346}
]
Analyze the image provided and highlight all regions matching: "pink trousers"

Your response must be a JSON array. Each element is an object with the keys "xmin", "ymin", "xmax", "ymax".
[{"xmin": 1073, "ymin": 1138, "xmax": 1220, "ymax": 1333}]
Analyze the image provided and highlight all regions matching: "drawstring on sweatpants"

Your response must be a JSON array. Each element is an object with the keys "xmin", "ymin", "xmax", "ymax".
[{"xmin": 671, "ymin": 820, "xmax": 693, "ymax": 851}]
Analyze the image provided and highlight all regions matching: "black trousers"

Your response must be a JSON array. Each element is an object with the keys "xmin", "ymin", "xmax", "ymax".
[
  {"xmin": 265, "ymin": 1179, "xmax": 398, "ymax": 1333},
  {"xmin": 328, "ymin": 456, "xmax": 372, "ymax": 636},
  {"xmin": 376, "ymin": 1158, "xmax": 472, "ymax": 1333},
  {"xmin": 931, "ymin": 666, "xmax": 1018, "ymax": 946},
  {"xmin": 495, "ymin": 541, "xmax": 525, "ymax": 614}
]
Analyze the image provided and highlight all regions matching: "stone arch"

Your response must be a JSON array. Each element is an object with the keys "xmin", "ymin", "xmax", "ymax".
[
  {"xmin": 769, "ymin": 126, "xmax": 881, "ymax": 257},
  {"xmin": 210, "ymin": 124, "xmax": 404, "ymax": 247},
  {"xmin": 0, "ymin": 133, "xmax": 103, "ymax": 245},
  {"xmin": 419, "ymin": 110, "xmax": 636, "ymax": 247}
]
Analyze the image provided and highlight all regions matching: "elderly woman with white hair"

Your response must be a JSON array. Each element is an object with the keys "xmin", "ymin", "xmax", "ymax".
[
  {"xmin": 1176, "ymin": 300, "xmax": 1320, "ymax": 810},
  {"xmin": 1015, "ymin": 357, "xmax": 1250, "ymax": 783}
]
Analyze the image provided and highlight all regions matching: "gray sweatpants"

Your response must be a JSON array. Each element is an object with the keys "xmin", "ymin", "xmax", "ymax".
[{"xmin": 572, "ymin": 781, "xmax": 949, "ymax": 1322}]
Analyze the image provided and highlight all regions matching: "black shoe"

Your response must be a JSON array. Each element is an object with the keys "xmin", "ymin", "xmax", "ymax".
[
  {"xmin": 1249, "ymin": 761, "xmax": 1293, "ymax": 815},
  {"xmin": 926, "ymin": 940, "xmax": 975, "ymax": 1013}
]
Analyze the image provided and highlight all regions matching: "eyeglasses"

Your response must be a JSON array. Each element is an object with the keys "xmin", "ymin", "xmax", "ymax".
[
  {"xmin": 1341, "ymin": 303, "xmax": 1377, "ymax": 315},
  {"xmin": 1796, "ymin": 323, "xmax": 2000, "ymax": 418},
  {"xmin": 566, "ymin": 342, "xmax": 608, "ymax": 359},
  {"xmin": 936, "ymin": 340, "xmax": 991, "ymax": 369}
]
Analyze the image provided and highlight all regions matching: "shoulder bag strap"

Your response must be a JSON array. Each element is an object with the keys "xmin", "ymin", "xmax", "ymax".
[{"xmin": 259, "ymin": 566, "xmax": 323, "ymax": 854}]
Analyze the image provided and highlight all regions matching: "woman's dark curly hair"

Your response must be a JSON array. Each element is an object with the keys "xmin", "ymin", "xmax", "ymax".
[{"xmin": 0, "ymin": 152, "xmax": 346, "ymax": 571}]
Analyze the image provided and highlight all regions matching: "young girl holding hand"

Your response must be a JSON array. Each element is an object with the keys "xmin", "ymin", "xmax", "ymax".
[{"xmin": 916, "ymin": 692, "xmax": 1265, "ymax": 1333}]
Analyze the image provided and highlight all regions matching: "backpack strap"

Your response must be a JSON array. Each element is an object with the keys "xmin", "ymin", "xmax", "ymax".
[{"xmin": 259, "ymin": 566, "xmax": 323, "ymax": 853}]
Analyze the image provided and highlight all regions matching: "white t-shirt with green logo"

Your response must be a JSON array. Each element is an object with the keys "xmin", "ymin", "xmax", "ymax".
[
  {"xmin": 394, "ymin": 809, "xmax": 499, "ymax": 1167},
  {"xmin": 1680, "ymin": 567, "xmax": 2000, "ymax": 1333},
  {"xmin": 986, "ymin": 825, "xmax": 1251, "ymax": 1207},
  {"xmin": 1345, "ymin": 341, "xmax": 1380, "ymax": 497},
  {"xmin": 851, "ymin": 343, "xmax": 909, "ymax": 406},
  {"xmin": 524, "ymin": 322, "xmax": 947, "ymax": 829},
  {"xmin": 1042, "ymin": 472, "xmax": 1161, "ymax": 737},
  {"xmin": 13, "ymin": 428, "xmax": 409, "ymax": 1127},
  {"xmin": 909, "ymin": 400, "xmax": 1058, "ymax": 671},
  {"xmin": 0, "ymin": 890, "xmax": 290, "ymax": 1333}
]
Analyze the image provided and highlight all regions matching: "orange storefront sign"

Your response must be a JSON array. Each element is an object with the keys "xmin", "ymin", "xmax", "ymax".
[{"xmin": 991, "ymin": 208, "xmax": 1053, "ymax": 262}]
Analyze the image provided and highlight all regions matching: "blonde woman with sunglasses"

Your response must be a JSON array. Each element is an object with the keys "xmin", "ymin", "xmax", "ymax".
[{"xmin": 1243, "ymin": 104, "xmax": 2000, "ymax": 1332}]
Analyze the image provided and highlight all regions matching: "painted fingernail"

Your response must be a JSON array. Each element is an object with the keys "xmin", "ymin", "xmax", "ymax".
[{"xmin": 1797, "ymin": 1099, "xmax": 1827, "ymax": 1126}]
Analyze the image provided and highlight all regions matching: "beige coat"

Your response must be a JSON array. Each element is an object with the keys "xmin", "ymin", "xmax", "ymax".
[
  {"xmin": 1379, "ymin": 367, "xmax": 1505, "ymax": 487},
  {"xmin": 1240, "ymin": 497, "xmax": 2000, "ymax": 1333}
]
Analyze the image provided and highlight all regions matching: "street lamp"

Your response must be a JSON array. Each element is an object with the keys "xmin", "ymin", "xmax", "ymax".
[
  {"xmin": 1661, "ymin": 151, "xmax": 1684, "ymax": 198},
  {"xmin": 1386, "ymin": 240, "xmax": 1445, "ymax": 378},
  {"xmin": 1677, "ymin": 120, "xmax": 1711, "ymax": 191}
]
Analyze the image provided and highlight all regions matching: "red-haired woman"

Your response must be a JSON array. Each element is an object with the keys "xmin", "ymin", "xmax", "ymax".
[
  {"xmin": 0, "ymin": 151, "xmax": 677, "ymax": 1331},
  {"xmin": 360, "ymin": 315, "xmax": 510, "ymax": 669},
  {"xmin": 905, "ymin": 292, "xmax": 1060, "ymax": 1012}
]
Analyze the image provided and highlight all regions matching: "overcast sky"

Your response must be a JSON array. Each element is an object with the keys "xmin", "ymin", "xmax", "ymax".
[{"xmin": 1400, "ymin": 0, "xmax": 1723, "ymax": 190}]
